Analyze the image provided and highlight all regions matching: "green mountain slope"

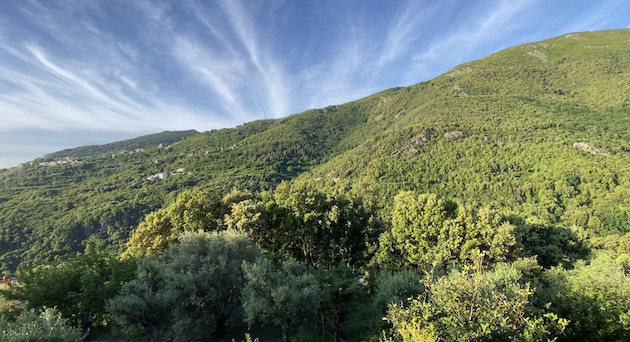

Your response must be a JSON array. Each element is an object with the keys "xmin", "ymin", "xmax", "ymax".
[
  {"xmin": 1, "ymin": 29, "xmax": 629, "ymax": 270},
  {"xmin": 0, "ymin": 100, "xmax": 375, "ymax": 270},
  {"xmin": 44, "ymin": 130, "xmax": 199, "ymax": 159},
  {"xmin": 302, "ymin": 29, "xmax": 630, "ymax": 231}
]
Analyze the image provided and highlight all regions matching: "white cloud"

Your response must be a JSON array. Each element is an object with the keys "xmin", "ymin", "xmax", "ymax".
[
  {"xmin": 0, "ymin": 1, "xmax": 230, "ymax": 137},
  {"xmin": 374, "ymin": 1, "xmax": 436, "ymax": 68},
  {"xmin": 1, "ymin": 0, "xmax": 629, "ymax": 168},
  {"xmin": 559, "ymin": 0, "xmax": 630, "ymax": 33},
  {"xmin": 217, "ymin": 0, "xmax": 291, "ymax": 118},
  {"xmin": 411, "ymin": 0, "xmax": 540, "ymax": 74},
  {"xmin": 171, "ymin": 35, "xmax": 246, "ymax": 117}
]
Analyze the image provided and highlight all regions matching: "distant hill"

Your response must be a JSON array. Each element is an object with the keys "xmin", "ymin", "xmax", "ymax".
[
  {"xmin": 44, "ymin": 130, "xmax": 199, "ymax": 159},
  {"xmin": 1, "ymin": 29, "xmax": 630, "ymax": 270}
]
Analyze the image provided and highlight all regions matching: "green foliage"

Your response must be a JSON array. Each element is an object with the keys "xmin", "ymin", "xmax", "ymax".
[
  {"xmin": 372, "ymin": 230, "xmax": 409, "ymax": 270},
  {"xmin": 122, "ymin": 188, "xmax": 223, "ymax": 258},
  {"xmin": 301, "ymin": 29, "xmax": 630, "ymax": 237},
  {"xmin": 242, "ymin": 257, "xmax": 321, "ymax": 342},
  {"xmin": 386, "ymin": 263, "xmax": 567, "ymax": 342},
  {"xmin": 2, "ymin": 29, "xmax": 630, "ymax": 340},
  {"xmin": 3, "ymin": 30, "xmax": 630, "ymax": 271},
  {"xmin": 0, "ymin": 284, "xmax": 21, "ymax": 315},
  {"xmin": 514, "ymin": 223, "xmax": 590, "ymax": 268},
  {"xmin": 232, "ymin": 334, "xmax": 260, "ymax": 342},
  {"xmin": 591, "ymin": 232, "xmax": 630, "ymax": 270},
  {"xmin": 1, "ymin": 252, "xmax": 135, "ymax": 337},
  {"xmin": 0, "ymin": 307, "xmax": 82, "ymax": 342},
  {"xmin": 45, "ymin": 130, "xmax": 199, "ymax": 159},
  {"xmin": 225, "ymin": 199, "xmax": 267, "ymax": 237},
  {"xmin": 390, "ymin": 192, "xmax": 453, "ymax": 267},
  {"xmin": 438, "ymin": 205, "xmax": 518, "ymax": 267},
  {"xmin": 230, "ymin": 181, "xmax": 380, "ymax": 269},
  {"xmin": 161, "ymin": 230, "xmax": 261, "ymax": 341},
  {"xmin": 543, "ymin": 251, "xmax": 630, "ymax": 341},
  {"xmin": 106, "ymin": 258, "xmax": 170, "ymax": 342},
  {"xmin": 372, "ymin": 269, "xmax": 424, "ymax": 312},
  {"xmin": 380, "ymin": 321, "xmax": 437, "ymax": 342},
  {"xmin": 313, "ymin": 263, "xmax": 369, "ymax": 341},
  {"xmin": 386, "ymin": 192, "xmax": 517, "ymax": 269},
  {"xmin": 110, "ymin": 230, "xmax": 261, "ymax": 341}
]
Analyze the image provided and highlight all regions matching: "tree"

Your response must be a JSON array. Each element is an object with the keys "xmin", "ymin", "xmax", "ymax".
[
  {"xmin": 390, "ymin": 192, "xmax": 453, "ymax": 268},
  {"xmin": 224, "ymin": 199, "xmax": 267, "ymax": 239},
  {"xmin": 1, "ymin": 252, "xmax": 136, "ymax": 338},
  {"xmin": 161, "ymin": 230, "xmax": 261, "ymax": 341},
  {"xmin": 0, "ymin": 307, "xmax": 82, "ymax": 342},
  {"xmin": 434, "ymin": 205, "xmax": 517, "ymax": 267},
  {"xmin": 372, "ymin": 269, "xmax": 424, "ymax": 313},
  {"xmin": 106, "ymin": 258, "xmax": 171, "ymax": 342},
  {"xmin": 236, "ymin": 181, "xmax": 379, "ymax": 269},
  {"xmin": 388, "ymin": 192, "xmax": 517, "ymax": 269},
  {"xmin": 242, "ymin": 257, "xmax": 321, "ymax": 342},
  {"xmin": 123, "ymin": 188, "xmax": 224, "ymax": 259},
  {"xmin": 314, "ymin": 264, "xmax": 367, "ymax": 342},
  {"xmin": 514, "ymin": 223, "xmax": 589, "ymax": 268},
  {"xmin": 109, "ymin": 230, "xmax": 261, "ymax": 342},
  {"xmin": 372, "ymin": 230, "xmax": 409, "ymax": 270}
]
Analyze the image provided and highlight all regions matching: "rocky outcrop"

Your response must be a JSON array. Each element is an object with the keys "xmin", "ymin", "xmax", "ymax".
[
  {"xmin": 573, "ymin": 142, "xmax": 612, "ymax": 156},
  {"xmin": 444, "ymin": 130, "xmax": 465, "ymax": 141}
]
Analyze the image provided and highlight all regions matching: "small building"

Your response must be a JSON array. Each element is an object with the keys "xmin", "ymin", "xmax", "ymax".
[{"xmin": 146, "ymin": 172, "xmax": 168, "ymax": 181}]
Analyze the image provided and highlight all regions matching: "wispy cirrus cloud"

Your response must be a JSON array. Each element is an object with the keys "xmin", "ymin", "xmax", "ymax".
[
  {"xmin": 219, "ymin": 0, "xmax": 290, "ymax": 115},
  {"xmin": 299, "ymin": 0, "xmax": 433, "ymax": 109},
  {"xmin": 0, "ymin": 37, "xmax": 214, "ymax": 132},
  {"xmin": 1, "ymin": 0, "xmax": 629, "ymax": 168},
  {"xmin": 408, "ymin": 0, "xmax": 541, "ymax": 82},
  {"xmin": 0, "ymin": 1, "xmax": 223, "ymax": 134},
  {"xmin": 374, "ymin": 1, "xmax": 436, "ymax": 68},
  {"xmin": 558, "ymin": 0, "xmax": 630, "ymax": 33}
]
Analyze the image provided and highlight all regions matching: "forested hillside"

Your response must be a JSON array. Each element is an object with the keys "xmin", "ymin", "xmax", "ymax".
[
  {"xmin": 303, "ymin": 29, "xmax": 630, "ymax": 233},
  {"xmin": 44, "ymin": 130, "xmax": 199, "ymax": 159},
  {"xmin": 2, "ymin": 29, "xmax": 630, "ymax": 342},
  {"xmin": 1, "ymin": 29, "xmax": 629, "ymax": 271},
  {"xmin": 0, "ymin": 102, "xmax": 375, "ymax": 270}
]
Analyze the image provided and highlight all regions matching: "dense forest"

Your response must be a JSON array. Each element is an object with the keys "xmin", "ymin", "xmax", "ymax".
[{"xmin": 1, "ymin": 29, "xmax": 630, "ymax": 341}]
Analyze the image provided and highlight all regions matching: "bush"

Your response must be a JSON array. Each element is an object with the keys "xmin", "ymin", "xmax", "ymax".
[
  {"xmin": 385, "ymin": 263, "xmax": 567, "ymax": 341},
  {"xmin": 0, "ymin": 307, "xmax": 82, "ymax": 342},
  {"xmin": 544, "ymin": 251, "xmax": 630, "ymax": 341}
]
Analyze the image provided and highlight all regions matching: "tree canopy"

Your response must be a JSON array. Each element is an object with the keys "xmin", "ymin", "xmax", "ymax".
[{"xmin": 242, "ymin": 257, "xmax": 321, "ymax": 342}]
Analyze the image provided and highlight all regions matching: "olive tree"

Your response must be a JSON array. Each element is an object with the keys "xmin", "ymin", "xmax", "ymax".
[
  {"xmin": 109, "ymin": 230, "xmax": 261, "ymax": 342},
  {"xmin": 106, "ymin": 258, "xmax": 171, "ymax": 342},
  {"xmin": 242, "ymin": 257, "xmax": 321, "ymax": 342},
  {"xmin": 162, "ymin": 230, "xmax": 261, "ymax": 340}
]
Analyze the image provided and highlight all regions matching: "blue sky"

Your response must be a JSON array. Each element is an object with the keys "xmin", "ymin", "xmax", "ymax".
[{"xmin": 0, "ymin": 0, "xmax": 629, "ymax": 168}]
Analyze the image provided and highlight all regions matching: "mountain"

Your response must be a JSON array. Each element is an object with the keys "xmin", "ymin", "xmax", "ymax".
[
  {"xmin": 1, "ymin": 29, "xmax": 630, "ymax": 271},
  {"xmin": 302, "ymin": 29, "xmax": 630, "ymax": 229},
  {"xmin": 43, "ymin": 130, "xmax": 199, "ymax": 159}
]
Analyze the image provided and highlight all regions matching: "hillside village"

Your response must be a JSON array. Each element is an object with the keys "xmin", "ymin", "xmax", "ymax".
[{"xmin": 146, "ymin": 168, "xmax": 187, "ymax": 181}]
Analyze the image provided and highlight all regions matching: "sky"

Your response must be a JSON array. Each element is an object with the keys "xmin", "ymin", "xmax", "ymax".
[{"xmin": 0, "ymin": 0, "xmax": 629, "ymax": 169}]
